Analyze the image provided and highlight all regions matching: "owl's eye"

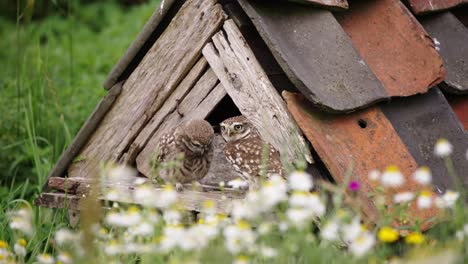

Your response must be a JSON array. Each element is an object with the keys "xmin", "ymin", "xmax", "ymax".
[
  {"xmin": 234, "ymin": 124, "xmax": 243, "ymax": 131},
  {"xmin": 220, "ymin": 126, "xmax": 226, "ymax": 132}
]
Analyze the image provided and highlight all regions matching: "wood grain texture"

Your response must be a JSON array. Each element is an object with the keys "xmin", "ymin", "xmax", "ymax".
[
  {"xmin": 202, "ymin": 19, "xmax": 312, "ymax": 164},
  {"xmin": 286, "ymin": 0, "xmax": 348, "ymax": 10},
  {"xmin": 381, "ymin": 88, "xmax": 468, "ymax": 191},
  {"xmin": 238, "ymin": 0, "xmax": 387, "ymax": 112},
  {"xmin": 68, "ymin": 0, "xmax": 226, "ymax": 180},
  {"xmin": 407, "ymin": 0, "xmax": 468, "ymax": 14},
  {"xmin": 103, "ymin": 0, "xmax": 177, "ymax": 89},
  {"xmin": 419, "ymin": 12, "xmax": 468, "ymax": 94},
  {"xmin": 335, "ymin": 0, "xmax": 445, "ymax": 97},
  {"xmin": 44, "ymin": 177, "xmax": 244, "ymax": 213},
  {"xmin": 283, "ymin": 91, "xmax": 438, "ymax": 229},
  {"xmin": 46, "ymin": 82, "xmax": 123, "ymax": 182},
  {"xmin": 136, "ymin": 81, "xmax": 227, "ymax": 177}
]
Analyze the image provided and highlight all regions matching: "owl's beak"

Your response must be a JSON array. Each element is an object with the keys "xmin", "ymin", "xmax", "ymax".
[{"xmin": 227, "ymin": 128, "xmax": 232, "ymax": 136}]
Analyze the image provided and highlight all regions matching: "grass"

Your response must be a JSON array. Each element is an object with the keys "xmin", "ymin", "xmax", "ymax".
[{"xmin": 0, "ymin": 1, "xmax": 466, "ymax": 263}]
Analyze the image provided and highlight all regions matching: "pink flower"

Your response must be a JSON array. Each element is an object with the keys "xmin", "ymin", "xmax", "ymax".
[{"xmin": 349, "ymin": 181, "xmax": 360, "ymax": 191}]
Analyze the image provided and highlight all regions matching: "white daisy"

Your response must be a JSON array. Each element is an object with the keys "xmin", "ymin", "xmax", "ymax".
[
  {"xmin": 380, "ymin": 166, "xmax": 404, "ymax": 187},
  {"xmin": 416, "ymin": 191, "xmax": 433, "ymax": 209},
  {"xmin": 413, "ymin": 167, "xmax": 432, "ymax": 185},
  {"xmin": 393, "ymin": 192, "xmax": 415, "ymax": 203},
  {"xmin": 228, "ymin": 178, "xmax": 249, "ymax": 189},
  {"xmin": 434, "ymin": 139, "xmax": 453, "ymax": 157},
  {"xmin": 348, "ymin": 231, "xmax": 375, "ymax": 257},
  {"xmin": 288, "ymin": 171, "xmax": 313, "ymax": 191},
  {"xmin": 368, "ymin": 169, "xmax": 380, "ymax": 181}
]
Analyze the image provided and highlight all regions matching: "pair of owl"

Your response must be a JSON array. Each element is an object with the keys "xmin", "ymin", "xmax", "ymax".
[{"xmin": 155, "ymin": 115, "xmax": 283, "ymax": 190}]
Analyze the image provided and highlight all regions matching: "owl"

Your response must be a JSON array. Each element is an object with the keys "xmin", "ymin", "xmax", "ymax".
[
  {"xmin": 155, "ymin": 119, "xmax": 214, "ymax": 190},
  {"xmin": 220, "ymin": 115, "xmax": 283, "ymax": 188}
]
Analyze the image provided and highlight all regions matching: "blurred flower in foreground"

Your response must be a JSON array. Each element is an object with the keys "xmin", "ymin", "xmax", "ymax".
[
  {"xmin": 288, "ymin": 171, "xmax": 313, "ymax": 191},
  {"xmin": 416, "ymin": 191, "xmax": 433, "ymax": 209},
  {"xmin": 393, "ymin": 192, "xmax": 415, "ymax": 204},
  {"xmin": 405, "ymin": 232, "xmax": 425, "ymax": 245},
  {"xmin": 348, "ymin": 231, "xmax": 375, "ymax": 257},
  {"xmin": 435, "ymin": 190, "xmax": 460, "ymax": 208},
  {"xmin": 381, "ymin": 166, "xmax": 404, "ymax": 188},
  {"xmin": 228, "ymin": 178, "xmax": 249, "ymax": 190},
  {"xmin": 377, "ymin": 226, "xmax": 399, "ymax": 243},
  {"xmin": 234, "ymin": 255, "xmax": 250, "ymax": 264},
  {"xmin": 8, "ymin": 207, "xmax": 34, "ymax": 237},
  {"xmin": 434, "ymin": 139, "xmax": 453, "ymax": 157},
  {"xmin": 349, "ymin": 181, "xmax": 360, "ymax": 191},
  {"xmin": 413, "ymin": 167, "xmax": 432, "ymax": 185},
  {"xmin": 321, "ymin": 220, "xmax": 340, "ymax": 241},
  {"xmin": 37, "ymin": 253, "xmax": 55, "ymax": 264},
  {"xmin": 224, "ymin": 221, "xmax": 256, "ymax": 254},
  {"xmin": 155, "ymin": 185, "xmax": 178, "ymax": 209},
  {"xmin": 368, "ymin": 170, "xmax": 380, "ymax": 181},
  {"xmin": 55, "ymin": 228, "xmax": 77, "ymax": 246},
  {"xmin": 57, "ymin": 251, "xmax": 73, "ymax": 264},
  {"xmin": 13, "ymin": 238, "xmax": 26, "ymax": 257}
]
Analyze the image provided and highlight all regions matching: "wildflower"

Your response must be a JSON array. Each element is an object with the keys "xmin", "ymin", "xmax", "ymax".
[
  {"xmin": 224, "ymin": 221, "xmax": 256, "ymax": 254},
  {"xmin": 286, "ymin": 208, "xmax": 313, "ymax": 228},
  {"xmin": 146, "ymin": 209, "xmax": 160, "ymax": 223},
  {"xmin": 413, "ymin": 167, "xmax": 432, "ymax": 185},
  {"xmin": 416, "ymin": 190, "xmax": 433, "ymax": 209},
  {"xmin": 159, "ymin": 225, "xmax": 185, "ymax": 252},
  {"xmin": 37, "ymin": 253, "xmax": 55, "ymax": 264},
  {"xmin": 105, "ymin": 206, "xmax": 142, "ymax": 227},
  {"xmin": 231, "ymin": 192, "xmax": 261, "ymax": 220},
  {"xmin": 105, "ymin": 188, "xmax": 123, "ymax": 201},
  {"xmin": 289, "ymin": 192, "xmax": 325, "ymax": 217},
  {"xmin": 234, "ymin": 255, "xmax": 249, "ymax": 264},
  {"xmin": 134, "ymin": 177, "xmax": 147, "ymax": 185},
  {"xmin": 442, "ymin": 191, "xmax": 459, "ymax": 208},
  {"xmin": 434, "ymin": 139, "xmax": 453, "ymax": 157},
  {"xmin": 288, "ymin": 171, "xmax": 313, "ymax": 191},
  {"xmin": 57, "ymin": 252, "xmax": 73, "ymax": 264},
  {"xmin": 348, "ymin": 231, "xmax": 375, "ymax": 257},
  {"xmin": 260, "ymin": 246, "xmax": 278, "ymax": 258},
  {"xmin": 107, "ymin": 165, "xmax": 137, "ymax": 181},
  {"xmin": 377, "ymin": 226, "xmax": 399, "ymax": 243},
  {"xmin": 130, "ymin": 221, "xmax": 154, "ymax": 237},
  {"xmin": 13, "ymin": 238, "xmax": 27, "ymax": 257},
  {"xmin": 9, "ymin": 216, "xmax": 34, "ymax": 236},
  {"xmin": 258, "ymin": 222, "xmax": 272, "ymax": 235},
  {"xmin": 321, "ymin": 220, "xmax": 340, "ymax": 241},
  {"xmin": 155, "ymin": 185, "xmax": 178, "ymax": 208},
  {"xmin": 228, "ymin": 178, "xmax": 249, "ymax": 189},
  {"xmin": 405, "ymin": 232, "xmax": 425, "ymax": 244},
  {"xmin": 163, "ymin": 209, "xmax": 182, "ymax": 225},
  {"xmin": 260, "ymin": 175, "xmax": 288, "ymax": 209},
  {"xmin": 104, "ymin": 240, "xmax": 122, "ymax": 256},
  {"xmin": 55, "ymin": 228, "xmax": 76, "ymax": 246},
  {"xmin": 349, "ymin": 181, "xmax": 360, "ymax": 191},
  {"xmin": 380, "ymin": 166, "xmax": 404, "ymax": 187},
  {"xmin": 368, "ymin": 170, "xmax": 380, "ymax": 181},
  {"xmin": 455, "ymin": 230, "xmax": 464, "ymax": 241},
  {"xmin": 278, "ymin": 222, "xmax": 289, "ymax": 232},
  {"xmin": 133, "ymin": 184, "xmax": 158, "ymax": 206},
  {"xmin": 393, "ymin": 192, "xmax": 415, "ymax": 204},
  {"xmin": 342, "ymin": 218, "xmax": 362, "ymax": 243}
]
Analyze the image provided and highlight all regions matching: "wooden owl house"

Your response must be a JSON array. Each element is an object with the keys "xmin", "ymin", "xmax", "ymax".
[{"xmin": 36, "ymin": 0, "xmax": 468, "ymax": 229}]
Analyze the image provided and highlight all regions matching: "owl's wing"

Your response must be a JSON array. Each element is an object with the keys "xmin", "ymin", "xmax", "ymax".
[{"xmin": 156, "ymin": 131, "xmax": 175, "ymax": 163}]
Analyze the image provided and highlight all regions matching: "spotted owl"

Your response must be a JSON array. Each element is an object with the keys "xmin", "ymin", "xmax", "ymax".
[
  {"xmin": 155, "ymin": 119, "xmax": 214, "ymax": 190},
  {"xmin": 220, "ymin": 115, "xmax": 283, "ymax": 188}
]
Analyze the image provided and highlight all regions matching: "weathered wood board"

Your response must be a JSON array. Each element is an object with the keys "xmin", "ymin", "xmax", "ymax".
[
  {"xmin": 203, "ymin": 19, "xmax": 312, "ymax": 163},
  {"xmin": 283, "ymin": 91, "xmax": 438, "ymax": 229},
  {"xmin": 419, "ymin": 12, "xmax": 468, "ymax": 94},
  {"xmin": 68, "ymin": 0, "xmax": 226, "ymax": 179},
  {"xmin": 381, "ymin": 88, "xmax": 468, "ymax": 191},
  {"xmin": 46, "ymin": 82, "xmax": 122, "ymax": 182},
  {"xmin": 335, "ymin": 0, "xmax": 445, "ymax": 97},
  {"xmin": 136, "ymin": 80, "xmax": 228, "ymax": 177},
  {"xmin": 453, "ymin": 7, "xmax": 468, "ymax": 27},
  {"xmin": 406, "ymin": 0, "xmax": 468, "ymax": 14},
  {"xmin": 238, "ymin": 0, "xmax": 387, "ymax": 112},
  {"xmin": 285, "ymin": 0, "xmax": 348, "ymax": 10},
  {"xmin": 446, "ymin": 94, "xmax": 468, "ymax": 131},
  {"xmin": 103, "ymin": 0, "xmax": 179, "ymax": 89}
]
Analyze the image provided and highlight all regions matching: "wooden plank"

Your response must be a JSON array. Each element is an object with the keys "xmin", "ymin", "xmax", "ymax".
[
  {"xmin": 103, "ymin": 0, "xmax": 178, "ymax": 89},
  {"xmin": 44, "ymin": 178, "xmax": 244, "ymax": 213},
  {"xmin": 419, "ymin": 12, "xmax": 468, "ymax": 94},
  {"xmin": 286, "ymin": 0, "xmax": 348, "ymax": 10},
  {"xmin": 203, "ymin": 19, "xmax": 312, "ymax": 163},
  {"xmin": 446, "ymin": 94, "xmax": 468, "ymax": 131},
  {"xmin": 238, "ymin": 0, "xmax": 387, "ymax": 112},
  {"xmin": 453, "ymin": 7, "xmax": 468, "ymax": 27},
  {"xmin": 406, "ymin": 0, "xmax": 468, "ymax": 15},
  {"xmin": 46, "ymin": 82, "xmax": 123, "ymax": 183},
  {"xmin": 68, "ymin": 0, "xmax": 226, "ymax": 180},
  {"xmin": 283, "ymin": 91, "xmax": 438, "ymax": 229},
  {"xmin": 136, "ymin": 82, "xmax": 228, "ymax": 177},
  {"xmin": 381, "ymin": 88, "xmax": 468, "ymax": 191},
  {"xmin": 118, "ymin": 57, "xmax": 209, "ymax": 165},
  {"xmin": 335, "ymin": 0, "xmax": 445, "ymax": 97}
]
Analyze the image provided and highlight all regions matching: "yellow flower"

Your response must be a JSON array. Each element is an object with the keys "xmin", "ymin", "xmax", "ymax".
[
  {"xmin": 0, "ymin": 240, "xmax": 7, "ymax": 248},
  {"xmin": 203, "ymin": 200, "xmax": 215, "ymax": 209},
  {"xmin": 237, "ymin": 220, "xmax": 250, "ymax": 230},
  {"xmin": 405, "ymin": 232, "xmax": 425, "ymax": 244},
  {"xmin": 377, "ymin": 226, "xmax": 399, "ymax": 243}
]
